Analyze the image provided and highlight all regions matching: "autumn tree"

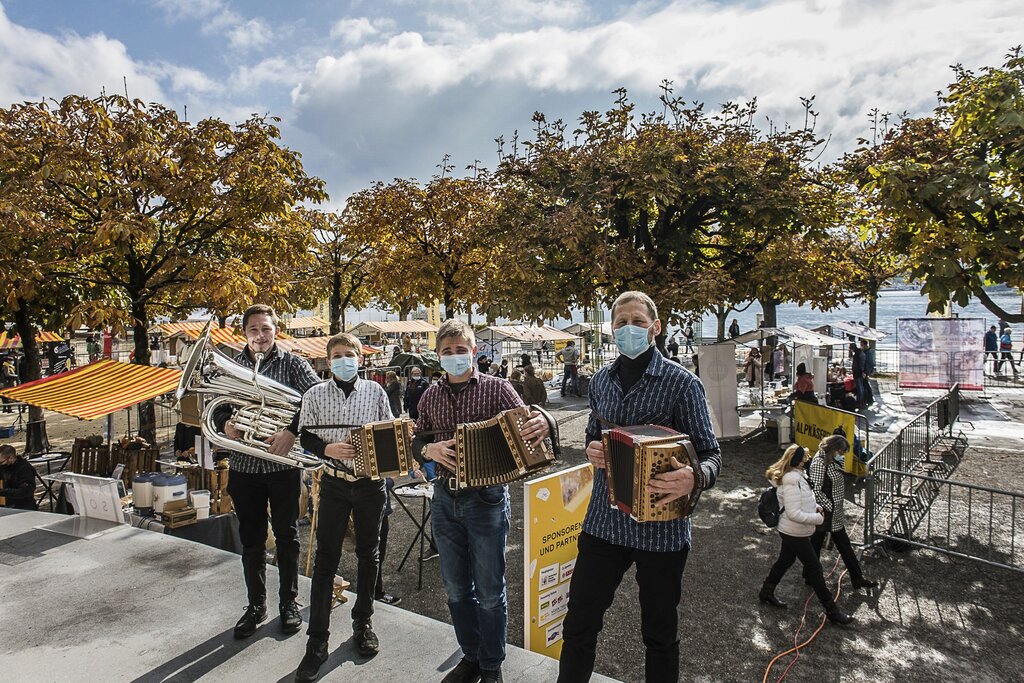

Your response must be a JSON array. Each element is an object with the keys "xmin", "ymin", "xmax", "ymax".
[
  {"xmin": 855, "ymin": 48, "xmax": 1024, "ymax": 322},
  {"xmin": 294, "ymin": 208, "xmax": 376, "ymax": 333},
  {"xmin": 345, "ymin": 162, "xmax": 499, "ymax": 320},
  {"xmin": 34, "ymin": 94, "xmax": 325, "ymax": 443},
  {"xmin": 0, "ymin": 101, "xmax": 98, "ymax": 452},
  {"xmin": 500, "ymin": 85, "xmax": 838, "ymax": 346}
]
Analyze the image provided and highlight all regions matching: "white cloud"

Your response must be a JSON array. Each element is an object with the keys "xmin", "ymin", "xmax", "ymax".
[
  {"xmin": 292, "ymin": 0, "xmax": 1023, "ymax": 183},
  {"xmin": 0, "ymin": 4, "xmax": 165, "ymax": 105},
  {"xmin": 330, "ymin": 17, "xmax": 380, "ymax": 45},
  {"xmin": 227, "ymin": 18, "xmax": 272, "ymax": 50}
]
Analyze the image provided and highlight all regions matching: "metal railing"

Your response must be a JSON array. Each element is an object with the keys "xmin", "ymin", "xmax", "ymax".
[
  {"xmin": 867, "ymin": 470, "xmax": 1023, "ymax": 573},
  {"xmin": 862, "ymin": 384, "xmax": 1024, "ymax": 573}
]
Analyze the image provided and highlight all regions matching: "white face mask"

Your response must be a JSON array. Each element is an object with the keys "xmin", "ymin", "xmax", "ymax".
[
  {"xmin": 330, "ymin": 356, "xmax": 359, "ymax": 381},
  {"xmin": 440, "ymin": 353, "xmax": 473, "ymax": 377},
  {"xmin": 614, "ymin": 323, "xmax": 654, "ymax": 359}
]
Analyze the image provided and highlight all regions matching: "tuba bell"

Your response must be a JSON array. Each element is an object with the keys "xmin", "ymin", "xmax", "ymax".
[{"xmin": 175, "ymin": 320, "xmax": 323, "ymax": 471}]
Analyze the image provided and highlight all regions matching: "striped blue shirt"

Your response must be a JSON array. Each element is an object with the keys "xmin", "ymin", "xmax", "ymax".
[{"xmin": 583, "ymin": 351, "xmax": 721, "ymax": 551}]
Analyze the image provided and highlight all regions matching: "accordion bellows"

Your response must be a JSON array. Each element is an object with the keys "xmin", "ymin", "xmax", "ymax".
[
  {"xmin": 454, "ymin": 406, "xmax": 555, "ymax": 488},
  {"xmin": 349, "ymin": 418, "xmax": 415, "ymax": 479},
  {"xmin": 602, "ymin": 425, "xmax": 700, "ymax": 522}
]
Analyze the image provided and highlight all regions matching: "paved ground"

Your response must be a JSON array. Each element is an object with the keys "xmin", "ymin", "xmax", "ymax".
[
  {"xmin": 5, "ymin": 375, "xmax": 1022, "ymax": 682},
  {"xmin": 364, "ymin": 383, "xmax": 1024, "ymax": 683}
]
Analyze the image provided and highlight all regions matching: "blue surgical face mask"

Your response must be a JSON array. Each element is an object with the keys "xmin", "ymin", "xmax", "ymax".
[
  {"xmin": 330, "ymin": 356, "xmax": 359, "ymax": 382},
  {"xmin": 614, "ymin": 323, "xmax": 654, "ymax": 359},
  {"xmin": 440, "ymin": 353, "xmax": 473, "ymax": 377}
]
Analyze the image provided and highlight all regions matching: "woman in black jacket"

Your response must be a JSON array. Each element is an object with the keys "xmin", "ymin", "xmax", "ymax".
[
  {"xmin": 806, "ymin": 434, "xmax": 878, "ymax": 590},
  {"xmin": 0, "ymin": 444, "xmax": 38, "ymax": 510}
]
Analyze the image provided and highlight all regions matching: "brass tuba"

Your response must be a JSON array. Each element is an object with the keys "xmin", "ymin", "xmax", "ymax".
[{"xmin": 175, "ymin": 320, "xmax": 324, "ymax": 471}]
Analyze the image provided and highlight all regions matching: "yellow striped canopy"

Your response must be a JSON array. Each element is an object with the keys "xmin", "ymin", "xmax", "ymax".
[
  {"xmin": 0, "ymin": 330, "xmax": 65, "ymax": 350},
  {"xmin": 0, "ymin": 360, "xmax": 182, "ymax": 420}
]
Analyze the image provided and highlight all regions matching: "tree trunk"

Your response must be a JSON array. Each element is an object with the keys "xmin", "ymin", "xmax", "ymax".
[
  {"xmin": 760, "ymin": 297, "xmax": 780, "ymax": 352},
  {"xmin": 399, "ymin": 304, "xmax": 411, "ymax": 321},
  {"xmin": 217, "ymin": 315, "xmax": 228, "ymax": 329},
  {"xmin": 715, "ymin": 307, "xmax": 728, "ymax": 342},
  {"xmin": 444, "ymin": 292, "xmax": 454, "ymax": 321},
  {"xmin": 867, "ymin": 282, "xmax": 879, "ymax": 334},
  {"xmin": 130, "ymin": 299, "xmax": 158, "ymax": 447},
  {"xmin": 330, "ymin": 271, "xmax": 342, "ymax": 334},
  {"xmin": 13, "ymin": 299, "xmax": 49, "ymax": 454}
]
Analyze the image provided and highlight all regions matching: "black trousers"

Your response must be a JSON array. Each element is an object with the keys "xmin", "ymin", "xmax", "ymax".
[
  {"xmin": 374, "ymin": 514, "xmax": 391, "ymax": 597},
  {"xmin": 307, "ymin": 476, "xmax": 386, "ymax": 642},
  {"xmin": 767, "ymin": 533, "xmax": 835, "ymax": 610},
  {"xmin": 227, "ymin": 468, "xmax": 301, "ymax": 608},
  {"xmin": 807, "ymin": 526, "xmax": 864, "ymax": 582},
  {"xmin": 558, "ymin": 532, "xmax": 688, "ymax": 683}
]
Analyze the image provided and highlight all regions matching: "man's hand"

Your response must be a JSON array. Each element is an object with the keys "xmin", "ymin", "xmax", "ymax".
[
  {"xmin": 324, "ymin": 442, "xmax": 356, "ymax": 468},
  {"xmin": 425, "ymin": 439, "xmax": 457, "ymax": 471},
  {"xmin": 265, "ymin": 429, "xmax": 296, "ymax": 457},
  {"xmin": 648, "ymin": 456, "xmax": 695, "ymax": 506},
  {"xmin": 585, "ymin": 440, "xmax": 606, "ymax": 469},
  {"xmin": 520, "ymin": 411, "xmax": 551, "ymax": 445},
  {"xmin": 224, "ymin": 421, "xmax": 243, "ymax": 440}
]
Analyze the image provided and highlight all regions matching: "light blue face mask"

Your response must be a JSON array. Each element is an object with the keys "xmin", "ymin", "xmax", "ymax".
[
  {"xmin": 330, "ymin": 356, "xmax": 359, "ymax": 381},
  {"xmin": 614, "ymin": 324, "xmax": 654, "ymax": 359},
  {"xmin": 440, "ymin": 353, "xmax": 473, "ymax": 377}
]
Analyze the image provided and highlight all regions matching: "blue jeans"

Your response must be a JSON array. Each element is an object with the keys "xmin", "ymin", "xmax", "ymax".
[
  {"xmin": 561, "ymin": 365, "xmax": 579, "ymax": 396},
  {"xmin": 431, "ymin": 484, "xmax": 510, "ymax": 670}
]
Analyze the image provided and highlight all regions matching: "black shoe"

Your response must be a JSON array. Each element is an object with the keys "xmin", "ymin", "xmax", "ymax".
[
  {"xmin": 280, "ymin": 600, "xmax": 302, "ymax": 634},
  {"xmin": 234, "ymin": 603, "xmax": 268, "ymax": 639},
  {"xmin": 354, "ymin": 619, "xmax": 379, "ymax": 656},
  {"xmin": 758, "ymin": 580, "xmax": 787, "ymax": 609},
  {"xmin": 480, "ymin": 668, "xmax": 503, "ymax": 683},
  {"xmin": 441, "ymin": 657, "xmax": 482, "ymax": 683},
  {"xmin": 827, "ymin": 609, "xmax": 854, "ymax": 625},
  {"xmin": 295, "ymin": 639, "xmax": 329, "ymax": 682},
  {"xmin": 852, "ymin": 576, "xmax": 879, "ymax": 590},
  {"xmin": 375, "ymin": 592, "xmax": 402, "ymax": 606}
]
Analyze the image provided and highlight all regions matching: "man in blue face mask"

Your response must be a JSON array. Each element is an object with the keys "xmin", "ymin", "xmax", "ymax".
[
  {"xmin": 558, "ymin": 290, "xmax": 722, "ymax": 683},
  {"xmin": 293, "ymin": 332, "xmax": 395, "ymax": 682},
  {"xmin": 411, "ymin": 318, "xmax": 552, "ymax": 683}
]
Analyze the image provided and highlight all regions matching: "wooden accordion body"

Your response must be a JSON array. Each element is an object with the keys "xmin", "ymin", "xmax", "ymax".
[
  {"xmin": 348, "ymin": 418, "xmax": 415, "ymax": 479},
  {"xmin": 602, "ymin": 425, "xmax": 700, "ymax": 522},
  {"xmin": 454, "ymin": 406, "xmax": 555, "ymax": 488}
]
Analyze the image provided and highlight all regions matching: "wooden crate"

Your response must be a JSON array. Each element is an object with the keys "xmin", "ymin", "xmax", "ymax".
[
  {"xmin": 112, "ymin": 446, "xmax": 159, "ymax": 488},
  {"xmin": 70, "ymin": 439, "xmax": 111, "ymax": 477}
]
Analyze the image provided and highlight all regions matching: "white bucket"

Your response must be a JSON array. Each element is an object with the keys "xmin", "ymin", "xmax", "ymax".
[
  {"xmin": 189, "ymin": 489, "xmax": 211, "ymax": 508},
  {"xmin": 153, "ymin": 474, "xmax": 188, "ymax": 514},
  {"xmin": 196, "ymin": 506, "xmax": 210, "ymax": 520}
]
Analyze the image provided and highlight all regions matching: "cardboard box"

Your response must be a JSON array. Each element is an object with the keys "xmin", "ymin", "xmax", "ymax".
[{"xmin": 161, "ymin": 499, "xmax": 198, "ymax": 528}]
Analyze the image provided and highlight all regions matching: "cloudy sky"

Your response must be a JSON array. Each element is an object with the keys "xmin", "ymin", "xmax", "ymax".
[{"xmin": 1, "ymin": 0, "xmax": 1019, "ymax": 206}]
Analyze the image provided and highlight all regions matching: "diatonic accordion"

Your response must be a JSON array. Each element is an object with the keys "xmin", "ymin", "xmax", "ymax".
[
  {"xmin": 602, "ymin": 425, "xmax": 701, "ymax": 522},
  {"xmin": 453, "ymin": 406, "xmax": 555, "ymax": 488},
  {"xmin": 348, "ymin": 418, "xmax": 415, "ymax": 479}
]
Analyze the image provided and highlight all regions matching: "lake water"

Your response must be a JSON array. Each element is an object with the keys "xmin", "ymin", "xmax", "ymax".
[{"xmin": 341, "ymin": 288, "xmax": 1023, "ymax": 345}]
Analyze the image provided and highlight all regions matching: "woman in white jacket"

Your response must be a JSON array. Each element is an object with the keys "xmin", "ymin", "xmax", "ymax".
[{"xmin": 759, "ymin": 444, "xmax": 853, "ymax": 624}]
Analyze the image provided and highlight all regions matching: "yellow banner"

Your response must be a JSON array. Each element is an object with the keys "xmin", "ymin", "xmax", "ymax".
[
  {"xmin": 553, "ymin": 339, "xmax": 569, "ymax": 352},
  {"xmin": 793, "ymin": 401, "xmax": 863, "ymax": 475},
  {"xmin": 523, "ymin": 463, "xmax": 593, "ymax": 657}
]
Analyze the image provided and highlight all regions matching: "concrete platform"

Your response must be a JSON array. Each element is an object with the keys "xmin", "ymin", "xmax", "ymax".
[{"xmin": 0, "ymin": 509, "xmax": 617, "ymax": 682}]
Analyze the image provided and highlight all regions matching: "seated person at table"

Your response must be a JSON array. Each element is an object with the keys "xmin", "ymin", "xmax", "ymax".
[
  {"xmin": 0, "ymin": 444, "xmax": 39, "ymax": 510},
  {"xmin": 791, "ymin": 363, "xmax": 817, "ymax": 403}
]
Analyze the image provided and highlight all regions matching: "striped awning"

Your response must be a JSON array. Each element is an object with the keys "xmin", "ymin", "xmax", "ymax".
[
  {"xmin": 0, "ymin": 360, "xmax": 182, "ymax": 420},
  {"xmin": 0, "ymin": 330, "xmax": 65, "ymax": 350},
  {"xmin": 155, "ymin": 321, "xmax": 207, "ymax": 336},
  {"xmin": 285, "ymin": 315, "xmax": 330, "ymax": 331}
]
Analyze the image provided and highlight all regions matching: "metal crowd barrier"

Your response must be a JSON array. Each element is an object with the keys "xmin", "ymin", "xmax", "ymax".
[{"xmin": 859, "ymin": 384, "xmax": 1024, "ymax": 573}]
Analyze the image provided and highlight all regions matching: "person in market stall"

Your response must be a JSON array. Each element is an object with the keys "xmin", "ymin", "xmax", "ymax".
[{"xmin": 0, "ymin": 444, "xmax": 39, "ymax": 510}]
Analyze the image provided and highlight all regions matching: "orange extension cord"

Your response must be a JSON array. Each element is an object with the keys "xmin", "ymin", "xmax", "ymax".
[{"xmin": 762, "ymin": 511, "xmax": 867, "ymax": 683}]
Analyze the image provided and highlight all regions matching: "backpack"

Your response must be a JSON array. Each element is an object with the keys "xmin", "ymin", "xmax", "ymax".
[{"xmin": 758, "ymin": 486, "xmax": 785, "ymax": 528}]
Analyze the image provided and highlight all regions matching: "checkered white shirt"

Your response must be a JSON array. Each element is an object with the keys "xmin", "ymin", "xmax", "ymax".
[{"xmin": 299, "ymin": 377, "xmax": 394, "ymax": 478}]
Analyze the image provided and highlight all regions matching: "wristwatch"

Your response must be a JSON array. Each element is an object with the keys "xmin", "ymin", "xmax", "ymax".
[{"xmin": 419, "ymin": 442, "xmax": 431, "ymax": 462}]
